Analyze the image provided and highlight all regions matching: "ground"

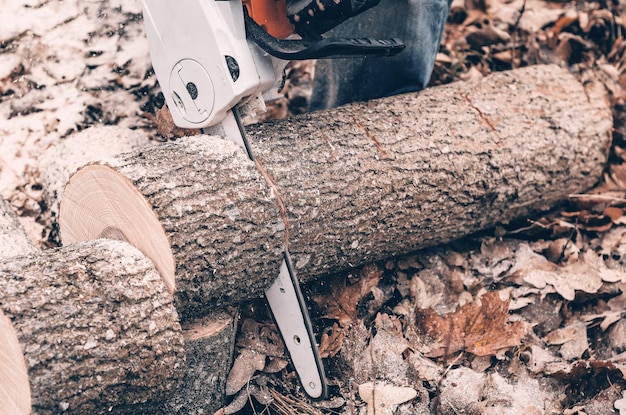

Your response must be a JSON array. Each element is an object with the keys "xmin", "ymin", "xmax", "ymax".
[{"xmin": 2, "ymin": 0, "xmax": 626, "ymax": 414}]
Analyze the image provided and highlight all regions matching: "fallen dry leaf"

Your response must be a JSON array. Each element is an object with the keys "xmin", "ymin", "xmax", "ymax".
[
  {"xmin": 225, "ymin": 348, "xmax": 266, "ymax": 396},
  {"xmin": 507, "ymin": 245, "xmax": 626, "ymax": 300},
  {"xmin": 544, "ymin": 322, "xmax": 589, "ymax": 361},
  {"xmin": 312, "ymin": 263, "xmax": 383, "ymax": 327},
  {"xmin": 358, "ymin": 382, "xmax": 417, "ymax": 415},
  {"xmin": 415, "ymin": 291, "xmax": 529, "ymax": 357},
  {"xmin": 615, "ymin": 391, "xmax": 626, "ymax": 414},
  {"xmin": 236, "ymin": 318, "xmax": 284, "ymax": 357},
  {"xmin": 155, "ymin": 105, "xmax": 200, "ymax": 139},
  {"xmin": 318, "ymin": 322, "xmax": 346, "ymax": 359}
]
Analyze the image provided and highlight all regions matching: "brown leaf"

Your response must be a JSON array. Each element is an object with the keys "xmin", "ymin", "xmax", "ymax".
[
  {"xmin": 263, "ymin": 357, "xmax": 289, "ymax": 373},
  {"xmin": 312, "ymin": 264, "xmax": 383, "ymax": 327},
  {"xmin": 610, "ymin": 164, "xmax": 626, "ymax": 189},
  {"xmin": 358, "ymin": 382, "xmax": 417, "ymax": 415},
  {"xmin": 225, "ymin": 348, "xmax": 266, "ymax": 395},
  {"xmin": 236, "ymin": 318, "xmax": 284, "ymax": 357},
  {"xmin": 509, "ymin": 245, "xmax": 625, "ymax": 300},
  {"xmin": 544, "ymin": 359, "xmax": 625, "ymax": 381},
  {"xmin": 155, "ymin": 105, "xmax": 200, "ymax": 139},
  {"xmin": 561, "ymin": 208, "xmax": 614, "ymax": 233},
  {"xmin": 318, "ymin": 323, "xmax": 346, "ymax": 359},
  {"xmin": 415, "ymin": 291, "xmax": 529, "ymax": 358},
  {"xmin": 605, "ymin": 206, "xmax": 624, "ymax": 222},
  {"xmin": 551, "ymin": 12, "xmax": 580, "ymax": 37}
]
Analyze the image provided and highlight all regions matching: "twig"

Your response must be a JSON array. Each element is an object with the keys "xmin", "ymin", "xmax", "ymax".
[
  {"xmin": 569, "ymin": 193, "xmax": 626, "ymax": 204},
  {"xmin": 268, "ymin": 388, "xmax": 325, "ymax": 415}
]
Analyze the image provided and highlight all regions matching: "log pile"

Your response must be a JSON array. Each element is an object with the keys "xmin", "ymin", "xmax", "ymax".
[{"xmin": 0, "ymin": 65, "xmax": 611, "ymax": 413}]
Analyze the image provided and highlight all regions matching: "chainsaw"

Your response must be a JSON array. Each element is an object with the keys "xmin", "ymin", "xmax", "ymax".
[{"xmin": 141, "ymin": 0, "xmax": 404, "ymax": 400}]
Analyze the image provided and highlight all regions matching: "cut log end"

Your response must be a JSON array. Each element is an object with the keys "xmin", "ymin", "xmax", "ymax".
[
  {"xmin": 0, "ymin": 309, "xmax": 30, "ymax": 415},
  {"xmin": 60, "ymin": 164, "xmax": 176, "ymax": 292}
]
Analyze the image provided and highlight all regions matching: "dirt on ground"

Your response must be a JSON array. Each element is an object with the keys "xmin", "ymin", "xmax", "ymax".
[{"xmin": 3, "ymin": 0, "xmax": 626, "ymax": 414}]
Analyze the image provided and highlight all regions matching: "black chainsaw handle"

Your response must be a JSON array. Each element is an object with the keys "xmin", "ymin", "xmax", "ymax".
[{"xmin": 244, "ymin": 13, "xmax": 405, "ymax": 60}]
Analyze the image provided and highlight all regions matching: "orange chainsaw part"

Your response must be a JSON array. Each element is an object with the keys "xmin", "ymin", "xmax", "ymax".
[{"xmin": 242, "ymin": 0, "xmax": 295, "ymax": 39}]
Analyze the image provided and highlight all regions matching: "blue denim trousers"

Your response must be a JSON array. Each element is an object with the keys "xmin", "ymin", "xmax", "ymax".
[{"xmin": 309, "ymin": 0, "xmax": 452, "ymax": 110}]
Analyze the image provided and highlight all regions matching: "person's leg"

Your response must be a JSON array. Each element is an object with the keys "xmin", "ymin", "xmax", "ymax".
[{"xmin": 309, "ymin": 0, "xmax": 451, "ymax": 110}]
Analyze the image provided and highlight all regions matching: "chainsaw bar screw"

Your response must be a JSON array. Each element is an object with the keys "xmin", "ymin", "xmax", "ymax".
[{"xmin": 185, "ymin": 82, "xmax": 199, "ymax": 100}]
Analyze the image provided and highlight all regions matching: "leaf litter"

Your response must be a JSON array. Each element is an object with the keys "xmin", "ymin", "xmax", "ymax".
[{"xmin": 4, "ymin": 0, "xmax": 626, "ymax": 413}]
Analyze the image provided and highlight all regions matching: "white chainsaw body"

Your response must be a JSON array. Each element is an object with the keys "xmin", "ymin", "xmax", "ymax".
[{"xmin": 141, "ymin": 0, "xmax": 277, "ymax": 128}]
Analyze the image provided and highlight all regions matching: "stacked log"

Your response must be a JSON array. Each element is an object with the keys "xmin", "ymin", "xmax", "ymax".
[
  {"xmin": 38, "ymin": 125, "xmax": 151, "ymax": 226},
  {"xmin": 0, "ymin": 198, "xmax": 36, "ymax": 414},
  {"xmin": 156, "ymin": 310, "xmax": 238, "ymax": 414},
  {"xmin": 0, "ymin": 302, "xmax": 30, "ymax": 415},
  {"xmin": 58, "ymin": 137, "xmax": 284, "ymax": 320},
  {"xmin": 0, "ymin": 197, "xmax": 36, "ymax": 259}
]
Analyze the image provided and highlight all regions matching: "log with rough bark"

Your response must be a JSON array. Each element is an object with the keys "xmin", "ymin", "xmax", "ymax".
[
  {"xmin": 155, "ymin": 309, "xmax": 238, "ymax": 415},
  {"xmin": 58, "ymin": 137, "xmax": 284, "ymax": 320},
  {"xmin": 57, "ymin": 65, "xmax": 611, "ymax": 316},
  {"xmin": 0, "ymin": 239, "xmax": 186, "ymax": 415}
]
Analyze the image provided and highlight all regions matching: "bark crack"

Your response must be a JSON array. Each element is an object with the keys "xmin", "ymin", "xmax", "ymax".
[
  {"xmin": 254, "ymin": 157, "xmax": 291, "ymax": 249},
  {"xmin": 354, "ymin": 119, "xmax": 389, "ymax": 158},
  {"xmin": 461, "ymin": 93, "xmax": 497, "ymax": 132}
]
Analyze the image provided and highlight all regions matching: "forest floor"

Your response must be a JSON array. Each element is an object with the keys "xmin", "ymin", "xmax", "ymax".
[{"xmin": 2, "ymin": 0, "xmax": 626, "ymax": 414}]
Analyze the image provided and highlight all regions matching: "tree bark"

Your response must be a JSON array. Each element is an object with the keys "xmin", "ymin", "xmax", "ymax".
[
  {"xmin": 0, "ymin": 197, "xmax": 36, "ymax": 259},
  {"xmin": 247, "ymin": 65, "xmax": 611, "ymax": 281},
  {"xmin": 58, "ymin": 65, "xmax": 611, "ymax": 312},
  {"xmin": 156, "ymin": 309, "xmax": 238, "ymax": 415},
  {"xmin": 0, "ymin": 239, "xmax": 186, "ymax": 415}
]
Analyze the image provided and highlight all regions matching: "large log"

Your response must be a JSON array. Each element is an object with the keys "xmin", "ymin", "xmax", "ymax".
[
  {"xmin": 0, "ymin": 239, "xmax": 186, "ymax": 414},
  {"xmin": 58, "ymin": 65, "xmax": 611, "ymax": 314},
  {"xmin": 247, "ymin": 64, "xmax": 612, "ymax": 280}
]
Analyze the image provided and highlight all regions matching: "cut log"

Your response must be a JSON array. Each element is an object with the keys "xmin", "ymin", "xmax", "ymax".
[
  {"xmin": 155, "ymin": 309, "xmax": 238, "ymax": 415},
  {"xmin": 0, "ymin": 197, "xmax": 36, "ymax": 259},
  {"xmin": 0, "ymin": 239, "xmax": 186, "ymax": 414},
  {"xmin": 0, "ymin": 198, "xmax": 36, "ymax": 414},
  {"xmin": 58, "ymin": 65, "xmax": 611, "ymax": 313},
  {"xmin": 58, "ymin": 137, "xmax": 284, "ymax": 320},
  {"xmin": 247, "ymin": 64, "xmax": 612, "ymax": 281},
  {"xmin": 39, "ymin": 125, "xmax": 151, "ymax": 227}
]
